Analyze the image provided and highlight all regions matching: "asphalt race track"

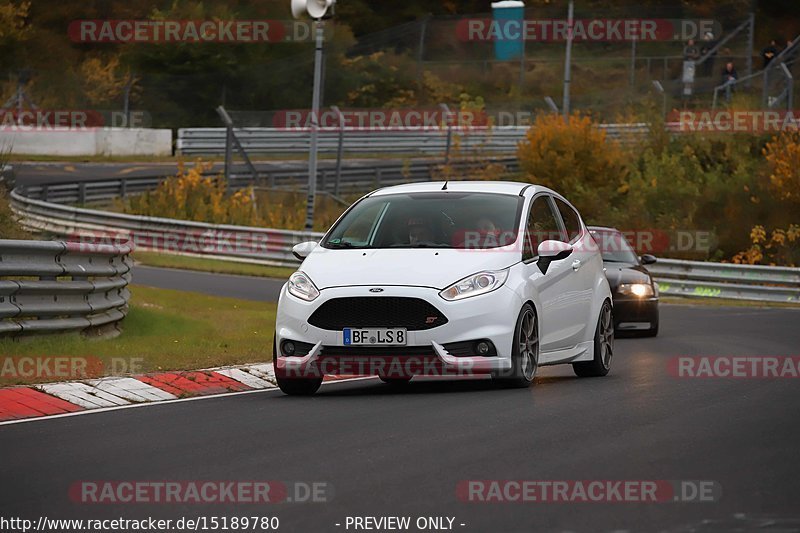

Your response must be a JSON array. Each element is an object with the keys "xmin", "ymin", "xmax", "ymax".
[
  {"xmin": 132, "ymin": 265, "xmax": 286, "ymax": 302},
  {"xmin": 1, "ymin": 268, "xmax": 799, "ymax": 533}
]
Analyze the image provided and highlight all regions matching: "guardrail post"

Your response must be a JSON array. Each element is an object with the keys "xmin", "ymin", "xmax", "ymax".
[
  {"xmin": 120, "ymin": 178, "xmax": 127, "ymax": 199},
  {"xmin": 376, "ymin": 168, "xmax": 382, "ymax": 187},
  {"xmin": 78, "ymin": 182, "xmax": 86, "ymax": 204},
  {"xmin": 41, "ymin": 185, "xmax": 49, "ymax": 202},
  {"xmin": 320, "ymin": 169, "xmax": 327, "ymax": 193}
]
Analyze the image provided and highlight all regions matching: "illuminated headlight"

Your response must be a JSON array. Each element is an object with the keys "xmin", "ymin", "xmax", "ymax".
[
  {"xmin": 619, "ymin": 282, "xmax": 654, "ymax": 298},
  {"xmin": 288, "ymin": 271, "xmax": 320, "ymax": 301},
  {"xmin": 440, "ymin": 269, "xmax": 509, "ymax": 301}
]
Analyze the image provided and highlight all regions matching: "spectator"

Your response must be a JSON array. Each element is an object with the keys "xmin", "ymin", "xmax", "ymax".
[
  {"xmin": 783, "ymin": 38, "xmax": 798, "ymax": 72},
  {"xmin": 761, "ymin": 39, "xmax": 779, "ymax": 68},
  {"xmin": 683, "ymin": 39, "xmax": 700, "ymax": 61},
  {"xmin": 721, "ymin": 62, "xmax": 738, "ymax": 102}
]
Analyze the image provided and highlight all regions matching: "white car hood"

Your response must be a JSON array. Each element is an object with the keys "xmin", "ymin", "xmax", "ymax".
[{"xmin": 300, "ymin": 247, "xmax": 518, "ymax": 290}]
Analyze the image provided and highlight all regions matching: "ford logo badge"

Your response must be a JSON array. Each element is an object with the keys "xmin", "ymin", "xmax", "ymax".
[{"xmin": 369, "ymin": 288, "xmax": 384, "ymax": 293}]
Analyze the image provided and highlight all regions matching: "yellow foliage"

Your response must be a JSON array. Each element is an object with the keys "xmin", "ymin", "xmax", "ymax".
[
  {"xmin": 80, "ymin": 56, "xmax": 136, "ymax": 105},
  {"xmin": 732, "ymin": 224, "xmax": 800, "ymax": 266},
  {"xmin": 763, "ymin": 131, "xmax": 800, "ymax": 203},
  {"xmin": 517, "ymin": 112, "xmax": 632, "ymax": 221},
  {"xmin": 125, "ymin": 161, "xmax": 259, "ymax": 226},
  {"xmin": 0, "ymin": 1, "xmax": 30, "ymax": 42}
]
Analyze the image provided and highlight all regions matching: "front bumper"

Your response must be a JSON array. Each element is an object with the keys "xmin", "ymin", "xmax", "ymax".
[
  {"xmin": 274, "ymin": 284, "xmax": 521, "ymax": 378},
  {"xmin": 612, "ymin": 296, "xmax": 658, "ymax": 330}
]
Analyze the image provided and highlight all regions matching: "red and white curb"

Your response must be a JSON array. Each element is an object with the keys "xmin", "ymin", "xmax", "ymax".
[{"xmin": 0, "ymin": 364, "xmax": 370, "ymax": 424}]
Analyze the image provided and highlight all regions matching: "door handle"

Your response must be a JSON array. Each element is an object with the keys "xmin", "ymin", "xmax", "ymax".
[{"xmin": 572, "ymin": 260, "xmax": 582, "ymax": 271}]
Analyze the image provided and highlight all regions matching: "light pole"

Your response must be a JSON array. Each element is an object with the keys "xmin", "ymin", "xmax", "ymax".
[
  {"xmin": 291, "ymin": 0, "xmax": 335, "ymax": 232},
  {"xmin": 562, "ymin": 0, "xmax": 574, "ymax": 119}
]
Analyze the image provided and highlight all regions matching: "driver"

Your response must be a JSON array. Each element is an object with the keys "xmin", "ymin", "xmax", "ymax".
[{"xmin": 408, "ymin": 218, "xmax": 434, "ymax": 245}]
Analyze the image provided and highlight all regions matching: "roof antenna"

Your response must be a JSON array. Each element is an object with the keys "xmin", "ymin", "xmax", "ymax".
[{"xmin": 441, "ymin": 181, "xmax": 448, "ymax": 190}]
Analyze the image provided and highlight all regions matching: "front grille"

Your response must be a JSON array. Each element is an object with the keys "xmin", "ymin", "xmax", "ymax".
[
  {"xmin": 320, "ymin": 346, "xmax": 437, "ymax": 358},
  {"xmin": 308, "ymin": 297, "xmax": 448, "ymax": 331}
]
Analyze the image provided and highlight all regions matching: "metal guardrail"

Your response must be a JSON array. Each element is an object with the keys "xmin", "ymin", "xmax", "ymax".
[
  {"xmin": 10, "ymin": 189, "xmax": 323, "ymax": 268},
  {"xmin": 0, "ymin": 239, "xmax": 132, "ymax": 336},
  {"xmin": 176, "ymin": 124, "xmax": 651, "ymax": 156},
  {"xmin": 650, "ymin": 258, "xmax": 800, "ymax": 303},
  {"xmin": 16, "ymin": 157, "xmax": 520, "ymax": 206}
]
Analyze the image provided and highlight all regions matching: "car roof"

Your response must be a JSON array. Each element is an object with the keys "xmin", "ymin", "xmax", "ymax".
[{"xmin": 369, "ymin": 180, "xmax": 547, "ymax": 197}]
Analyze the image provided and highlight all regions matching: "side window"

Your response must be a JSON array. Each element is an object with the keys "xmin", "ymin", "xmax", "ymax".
[
  {"xmin": 336, "ymin": 202, "xmax": 385, "ymax": 246},
  {"xmin": 523, "ymin": 196, "xmax": 562, "ymax": 261},
  {"xmin": 554, "ymin": 198, "xmax": 582, "ymax": 243}
]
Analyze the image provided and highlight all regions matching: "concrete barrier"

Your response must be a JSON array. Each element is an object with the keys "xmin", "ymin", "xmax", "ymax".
[{"xmin": 0, "ymin": 128, "xmax": 172, "ymax": 157}]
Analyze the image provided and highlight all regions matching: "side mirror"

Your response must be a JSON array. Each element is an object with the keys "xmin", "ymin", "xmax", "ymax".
[
  {"xmin": 640, "ymin": 254, "xmax": 657, "ymax": 265},
  {"xmin": 292, "ymin": 241, "xmax": 318, "ymax": 260},
  {"xmin": 536, "ymin": 240, "xmax": 573, "ymax": 274}
]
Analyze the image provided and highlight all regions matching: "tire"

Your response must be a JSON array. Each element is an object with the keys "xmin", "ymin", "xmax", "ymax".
[
  {"xmin": 493, "ymin": 303, "xmax": 538, "ymax": 388},
  {"xmin": 379, "ymin": 376, "xmax": 412, "ymax": 386},
  {"xmin": 573, "ymin": 300, "xmax": 613, "ymax": 377},
  {"xmin": 273, "ymin": 335, "xmax": 323, "ymax": 396},
  {"xmin": 276, "ymin": 377, "xmax": 323, "ymax": 396}
]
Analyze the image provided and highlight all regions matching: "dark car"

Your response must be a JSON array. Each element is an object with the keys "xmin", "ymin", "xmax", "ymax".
[{"xmin": 588, "ymin": 226, "xmax": 659, "ymax": 337}]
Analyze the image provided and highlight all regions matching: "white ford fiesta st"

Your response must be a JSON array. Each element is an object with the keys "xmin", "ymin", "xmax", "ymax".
[{"xmin": 274, "ymin": 181, "xmax": 613, "ymax": 395}]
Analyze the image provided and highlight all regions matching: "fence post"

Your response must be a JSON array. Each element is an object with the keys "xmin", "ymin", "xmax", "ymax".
[
  {"xmin": 224, "ymin": 125, "xmax": 233, "ymax": 189},
  {"xmin": 745, "ymin": 12, "xmax": 755, "ymax": 87},
  {"xmin": 439, "ymin": 103, "xmax": 452, "ymax": 165},
  {"xmin": 331, "ymin": 105, "xmax": 345, "ymax": 197}
]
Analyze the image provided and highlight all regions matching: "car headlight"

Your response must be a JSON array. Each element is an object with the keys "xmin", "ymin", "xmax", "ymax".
[
  {"xmin": 288, "ymin": 271, "xmax": 320, "ymax": 301},
  {"xmin": 439, "ymin": 269, "xmax": 509, "ymax": 301},
  {"xmin": 618, "ymin": 282, "xmax": 654, "ymax": 298}
]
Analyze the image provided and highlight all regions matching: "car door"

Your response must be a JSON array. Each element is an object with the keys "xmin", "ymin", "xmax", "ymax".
[
  {"xmin": 552, "ymin": 196, "xmax": 597, "ymax": 349},
  {"xmin": 521, "ymin": 194, "xmax": 582, "ymax": 355}
]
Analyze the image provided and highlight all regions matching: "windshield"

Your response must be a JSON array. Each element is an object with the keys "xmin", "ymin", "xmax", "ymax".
[
  {"xmin": 590, "ymin": 230, "xmax": 640, "ymax": 263},
  {"xmin": 323, "ymin": 192, "xmax": 523, "ymax": 249}
]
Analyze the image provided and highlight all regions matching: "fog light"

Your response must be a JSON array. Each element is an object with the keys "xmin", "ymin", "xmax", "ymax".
[
  {"xmin": 476, "ymin": 341, "xmax": 490, "ymax": 355},
  {"xmin": 282, "ymin": 340, "xmax": 296, "ymax": 356}
]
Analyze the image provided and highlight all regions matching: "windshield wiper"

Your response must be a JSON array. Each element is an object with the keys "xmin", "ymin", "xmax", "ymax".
[{"xmin": 326, "ymin": 241, "xmax": 366, "ymax": 249}]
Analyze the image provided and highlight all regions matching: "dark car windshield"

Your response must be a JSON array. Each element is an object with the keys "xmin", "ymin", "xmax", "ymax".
[
  {"xmin": 590, "ymin": 229, "xmax": 640, "ymax": 263},
  {"xmin": 323, "ymin": 192, "xmax": 523, "ymax": 249}
]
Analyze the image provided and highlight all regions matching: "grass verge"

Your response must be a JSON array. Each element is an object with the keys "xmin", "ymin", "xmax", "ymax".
[
  {"xmin": 133, "ymin": 251, "xmax": 295, "ymax": 279},
  {"xmin": 660, "ymin": 296, "xmax": 800, "ymax": 309},
  {"xmin": 0, "ymin": 285, "xmax": 276, "ymax": 387}
]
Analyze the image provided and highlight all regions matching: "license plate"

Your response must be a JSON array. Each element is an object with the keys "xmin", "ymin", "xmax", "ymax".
[{"xmin": 343, "ymin": 328, "xmax": 407, "ymax": 346}]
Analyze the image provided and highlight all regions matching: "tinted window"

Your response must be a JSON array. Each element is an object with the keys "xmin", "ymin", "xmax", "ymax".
[
  {"xmin": 589, "ymin": 229, "xmax": 640, "ymax": 263},
  {"xmin": 523, "ymin": 196, "xmax": 562, "ymax": 260},
  {"xmin": 554, "ymin": 198, "xmax": 582, "ymax": 243},
  {"xmin": 323, "ymin": 192, "xmax": 523, "ymax": 249}
]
